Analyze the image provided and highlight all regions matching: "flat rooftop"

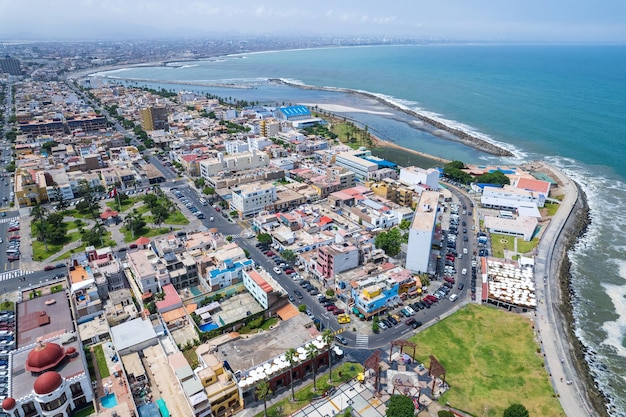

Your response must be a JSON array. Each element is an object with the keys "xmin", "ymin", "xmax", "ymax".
[
  {"xmin": 215, "ymin": 314, "xmax": 317, "ymax": 374},
  {"xmin": 17, "ymin": 291, "xmax": 75, "ymax": 348},
  {"xmin": 411, "ymin": 190, "xmax": 440, "ymax": 232}
]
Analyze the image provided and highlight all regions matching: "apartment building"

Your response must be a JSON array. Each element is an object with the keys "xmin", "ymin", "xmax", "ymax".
[
  {"xmin": 230, "ymin": 183, "xmax": 277, "ymax": 218},
  {"xmin": 406, "ymin": 190, "xmax": 440, "ymax": 274}
]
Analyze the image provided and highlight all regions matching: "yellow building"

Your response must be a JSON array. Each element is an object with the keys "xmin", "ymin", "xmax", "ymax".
[
  {"xmin": 367, "ymin": 178, "xmax": 415, "ymax": 207},
  {"xmin": 196, "ymin": 344, "xmax": 242, "ymax": 416},
  {"xmin": 15, "ymin": 168, "xmax": 48, "ymax": 206}
]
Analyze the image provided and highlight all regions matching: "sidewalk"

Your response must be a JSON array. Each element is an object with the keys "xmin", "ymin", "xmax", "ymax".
[{"xmin": 532, "ymin": 162, "xmax": 599, "ymax": 417}]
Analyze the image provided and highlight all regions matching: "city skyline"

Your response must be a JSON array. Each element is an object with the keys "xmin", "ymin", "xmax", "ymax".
[{"xmin": 1, "ymin": 0, "xmax": 626, "ymax": 42}]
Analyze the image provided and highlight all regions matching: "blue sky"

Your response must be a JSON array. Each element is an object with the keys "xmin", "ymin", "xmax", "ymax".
[{"xmin": 1, "ymin": 0, "xmax": 626, "ymax": 41}]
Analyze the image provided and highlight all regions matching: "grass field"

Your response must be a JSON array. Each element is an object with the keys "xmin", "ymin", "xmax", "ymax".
[
  {"xmin": 490, "ymin": 233, "xmax": 539, "ymax": 258},
  {"xmin": 409, "ymin": 304, "xmax": 563, "ymax": 417},
  {"xmin": 93, "ymin": 344, "xmax": 110, "ymax": 378}
]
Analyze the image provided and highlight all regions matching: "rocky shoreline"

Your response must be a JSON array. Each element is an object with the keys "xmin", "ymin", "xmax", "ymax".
[
  {"xmin": 556, "ymin": 185, "xmax": 609, "ymax": 416},
  {"xmin": 270, "ymin": 78, "xmax": 515, "ymax": 158}
]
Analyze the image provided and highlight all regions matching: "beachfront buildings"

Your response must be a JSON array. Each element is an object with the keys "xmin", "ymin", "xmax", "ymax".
[
  {"xmin": 406, "ymin": 190, "xmax": 440, "ymax": 274},
  {"xmin": 399, "ymin": 166, "xmax": 440, "ymax": 190},
  {"xmin": 335, "ymin": 151, "xmax": 379, "ymax": 180},
  {"xmin": 481, "ymin": 184, "xmax": 546, "ymax": 210},
  {"xmin": 140, "ymin": 106, "xmax": 169, "ymax": 131}
]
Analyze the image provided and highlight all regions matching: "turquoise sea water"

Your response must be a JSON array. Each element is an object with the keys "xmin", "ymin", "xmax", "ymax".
[{"xmin": 95, "ymin": 44, "xmax": 626, "ymax": 415}]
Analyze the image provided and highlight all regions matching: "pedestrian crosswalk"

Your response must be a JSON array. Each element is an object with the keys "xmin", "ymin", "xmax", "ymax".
[
  {"xmin": 355, "ymin": 334, "xmax": 369, "ymax": 349},
  {"xmin": 0, "ymin": 217, "xmax": 19, "ymax": 224},
  {"xmin": 0, "ymin": 269, "xmax": 34, "ymax": 281}
]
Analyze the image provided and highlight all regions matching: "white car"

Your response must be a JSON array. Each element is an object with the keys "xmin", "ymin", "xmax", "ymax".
[
  {"xmin": 273, "ymin": 267, "xmax": 282, "ymax": 275},
  {"xmin": 405, "ymin": 306, "xmax": 416, "ymax": 315},
  {"xmin": 461, "ymin": 268, "xmax": 467, "ymax": 275}
]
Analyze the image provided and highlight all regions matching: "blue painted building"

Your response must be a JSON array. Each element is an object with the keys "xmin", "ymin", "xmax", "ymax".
[
  {"xmin": 207, "ymin": 259, "xmax": 255, "ymax": 291},
  {"xmin": 273, "ymin": 105, "xmax": 311, "ymax": 121}
]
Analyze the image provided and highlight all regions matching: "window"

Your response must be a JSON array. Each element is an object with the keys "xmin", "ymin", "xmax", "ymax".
[
  {"xmin": 22, "ymin": 401, "xmax": 37, "ymax": 417},
  {"xmin": 70, "ymin": 382, "xmax": 84, "ymax": 397},
  {"xmin": 42, "ymin": 393, "xmax": 67, "ymax": 411}
]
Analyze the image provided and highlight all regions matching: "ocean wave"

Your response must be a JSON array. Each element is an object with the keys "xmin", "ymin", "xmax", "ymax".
[{"xmin": 548, "ymin": 155, "xmax": 626, "ymax": 415}]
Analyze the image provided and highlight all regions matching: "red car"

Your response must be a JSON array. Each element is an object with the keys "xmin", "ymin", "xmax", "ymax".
[
  {"xmin": 7, "ymin": 256, "xmax": 19, "ymax": 262},
  {"xmin": 9, "ymin": 236, "xmax": 20, "ymax": 241},
  {"xmin": 446, "ymin": 255, "xmax": 455, "ymax": 261},
  {"xmin": 332, "ymin": 308, "xmax": 345, "ymax": 315},
  {"xmin": 215, "ymin": 207, "xmax": 221, "ymax": 212},
  {"xmin": 325, "ymin": 305, "xmax": 337, "ymax": 312},
  {"xmin": 44, "ymin": 265, "xmax": 55, "ymax": 271},
  {"xmin": 443, "ymin": 276, "xmax": 455, "ymax": 284},
  {"xmin": 7, "ymin": 226, "xmax": 19, "ymax": 232},
  {"xmin": 265, "ymin": 251, "xmax": 275, "ymax": 257},
  {"xmin": 284, "ymin": 269, "xmax": 295, "ymax": 274}
]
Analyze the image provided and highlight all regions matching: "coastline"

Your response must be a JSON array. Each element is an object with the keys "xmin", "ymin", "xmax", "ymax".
[
  {"xmin": 529, "ymin": 161, "xmax": 608, "ymax": 416},
  {"xmin": 271, "ymin": 78, "xmax": 515, "ymax": 158},
  {"xmin": 74, "ymin": 61, "xmax": 609, "ymax": 414}
]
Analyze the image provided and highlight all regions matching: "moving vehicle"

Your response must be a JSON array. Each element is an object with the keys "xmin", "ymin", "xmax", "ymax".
[
  {"xmin": 335, "ymin": 335, "xmax": 349, "ymax": 345},
  {"xmin": 337, "ymin": 314, "xmax": 351, "ymax": 324},
  {"xmin": 449, "ymin": 294, "xmax": 459, "ymax": 302}
]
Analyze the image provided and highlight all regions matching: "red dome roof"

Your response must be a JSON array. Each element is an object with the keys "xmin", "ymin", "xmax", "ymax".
[
  {"xmin": 66, "ymin": 347, "xmax": 76, "ymax": 355},
  {"xmin": 1, "ymin": 397, "xmax": 16, "ymax": 410},
  {"xmin": 26, "ymin": 342, "xmax": 66, "ymax": 373},
  {"xmin": 34, "ymin": 371, "xmax": 63, "ymax": 395}
]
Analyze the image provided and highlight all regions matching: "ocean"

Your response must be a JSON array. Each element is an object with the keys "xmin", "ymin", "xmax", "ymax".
[{"xmin": 93, "ymin": 44, "xmax": 626, "ymax": 415}]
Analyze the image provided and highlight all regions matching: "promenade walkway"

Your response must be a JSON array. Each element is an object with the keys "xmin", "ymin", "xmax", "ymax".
[{"xmin": 532, "ymin": 162, "xmax": 600, "ymax": 417}]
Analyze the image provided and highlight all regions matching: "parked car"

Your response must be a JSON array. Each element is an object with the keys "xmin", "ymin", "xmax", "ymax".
[
  {"xmin": 412, "ymin": 321, "xmax": 423, "ymax": 329},
  {"xmin": 405, "ymin": 318, "xmax": 416, "ymax": 326},
  {"xmin": 332, "ymin": 308, "xmax": 345, "ymax": 315},
  {"xmin": 43, "ymin": 265, "xmax": 55, "ymax": 271},
  {"xmin": 293, "ymin": 290, "xmax": 303, "ymax": 299}
]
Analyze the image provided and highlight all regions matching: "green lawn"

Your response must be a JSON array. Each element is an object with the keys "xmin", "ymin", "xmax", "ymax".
[
  {"xmin": 93, "ymin": 344, "xmax": 110, "ymax": 378},
  {"xmin": 490, "ymin": 233, "xmax": 539, "ymax": 258},
  {"xmin": 544, "ymin": 202, "xmax": 560, "ymax": 216},
  {"xmin": 254, "ymin": 362, "xmax": 363, "ymax": 417},
  {"xmin": 106, "ymin": 197, "xmax": 136, "ymax": 212},
  {"xmin": 72, "ymin": 404, "xmax": 95, "ymax": 417},
  {"xmin": 121, "ymin": 226, "xmax": 173, "ymax": 243},
  {"xmin": 409, "ymin": 305, "xmax": 563, "ymax": 417},
  {"xmin": 331, "ymin": 123, "xmax": 369, "ymax": 150},
  {"xmin": 165, "ymin": 211, "xmax": 190, "ymax": 225}
]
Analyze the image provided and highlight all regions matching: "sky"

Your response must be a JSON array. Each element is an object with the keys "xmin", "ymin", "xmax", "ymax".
[{"xmin": 1, "ymin": 0, "xmax": 626, "ymax": 42}]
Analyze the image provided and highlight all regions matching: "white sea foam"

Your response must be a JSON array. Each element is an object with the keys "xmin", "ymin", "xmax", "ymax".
[{"xmin": 601, "ymin": 274, "xmax": 626, "ymax": 357}]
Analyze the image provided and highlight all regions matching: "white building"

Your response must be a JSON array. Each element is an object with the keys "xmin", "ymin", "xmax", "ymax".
[
  {"xmin": 223, "ymin": 139, "xmax": 249, "ymax": 154},
  {"xmin": 2, "ymin": 339, "xmax": 94, "ymax": 417},
  {"xmin": 484, "ymin": 216, "xmax": 538, "ymax": 241},
  {"xmin": 481, "ymin": 185, "xmax": 546, "ymax": 209},
  {"xmin": 399, "ymin": 166, "xmax": 440, "ymax": 190},
  {"xmin": 335, "ymin": 151, "xmax": 378, "ymax": 180},
  {"xmin": 242, "ymin": 269, "xmax": 274, "ymax": 309},
  {"xmin": 230, "ymin": 183, "xmax": 277, "ymax": 218},
  {"xmin": 406, "ymin": 190, "xmax": 440, "ymax": 274},
  {"xmin": 199, "ymin": 150, "xmax": 269, "ymax": 179}
]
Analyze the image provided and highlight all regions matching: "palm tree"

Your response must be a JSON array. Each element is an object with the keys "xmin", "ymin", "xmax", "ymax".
[
  {"xmin": 285, "ymin": 348, "xmax": 297, "ymax": 401},
  {"xmin": 255, "ymin": 381, "xmax": 272, "ymax": 417},
  {"xmin": 31, "ymin": 203, "xmax": 49, "ymax": 251},
  {"xmin": 322, "ymin": 329, "xmax": 334, "ymax": 382},
  {"xmin": 305, "ymin": 343, "xmax": 319, "ymax": 391},
  {"xmin": 124, "ymin": 210, "xmax": 138, "ymax": 240}
]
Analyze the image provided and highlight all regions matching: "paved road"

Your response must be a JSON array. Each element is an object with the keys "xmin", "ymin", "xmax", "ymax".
[{"xmin": 533, "ymin": 165, "xmax": 600, "ymax": 417}]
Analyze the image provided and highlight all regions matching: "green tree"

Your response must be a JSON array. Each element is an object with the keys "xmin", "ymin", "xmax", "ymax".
[
  {"xmin": 281, "ymin": 249, "xmax": 296, "ymax": 263},
  {"xmin": 305, "ymin": 343, "xmax": 319, "ymax": 390},
  {"xmin": 399, "ymin": 219, "xmax": 411, "ymax": 230},
  {"xmin": 298, "ymin": 304, "xmax": 307, "ymax": 312},
  {"xmin": 31, "ymin": 203, "xmax": 49, "ymax": 251},
  {"xmin": 503, "ymin": 404, "xmax": 529, "ymax": 417},
  {"xmin": 375, "ymin": 227, "xmax": 403, "ymax": 257},
  {"xmin": 322, "ymin": 329, "xmax": 334, "ymax": 381},
  {"xmin": 124, "ymin": 210, "xmax": 139, "ymax": 240},
  {"xmin": 51, "ymin": 182, "xmax": 69, "ymax": 210},
  {"xmin": 285, "ymin": 348, "xmax": 297, "ymax": 401},
  {"xmin": 386, "ymin": 395, "xmax": 415, "ymax": 417},
  {"xmin": 255, "ymin": 381, "xmax": 272, "ymax": 417},
  {"xmin": 203, "ymin": 186, "xmax": 215, "ymax": 196},
  {"xmin": 372, "ymin": 321, "xmax": 380, "ymax": 333},
  {"xmin": 152, "ymin": 204, "xmax": 168, "ymax": 227},
  {"xmin": 143, "ymin": 193, "xmax": 159, "ymax": 209},
  {"xmin": 257, "ymin": 233, "xmax": 272, "ymax": 245}
]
